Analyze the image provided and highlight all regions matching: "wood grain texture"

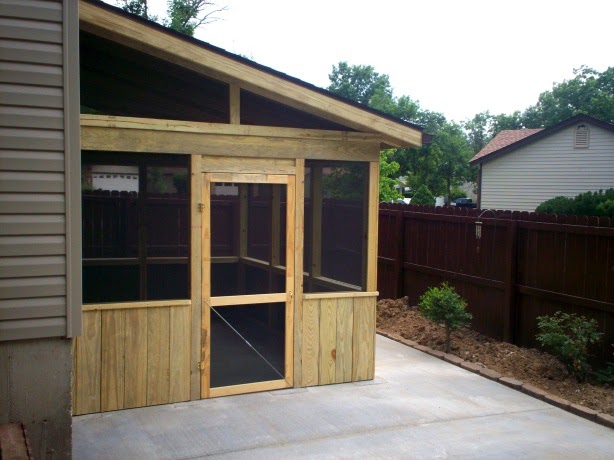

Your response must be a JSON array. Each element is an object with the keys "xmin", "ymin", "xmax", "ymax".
[
  {"xmin": 190, "ymin": 155, "xmax": 203, "ymax": 400},
  {"xmin": 335, "ymin": 297, "xmax": 354, "ymax": 383},
  {"xmin": 352, "ymin": 296, "xmax": 376, "ymax": 381},
  {"xmin": 318, "ymin": 298, "xmax": 336, "ymax": 385},
  {"xmin": 293, "ymin": 160, "xmax": 305, "ymax": 387},
  {"xmin": 366, "ymin": 160, "xmax": 380, "ymax": 291},
  {"xmin": 101, "ymin": 309, "xmax": 125, "ymax": 411},
  {"xmin": 202, "ymin": 156, "xmax": 295, "ymax": 174},
  {"xmin": 200, "ymin": 173, "xmax": 212, "ymax": 398},
  {"xmin": 169, "ymin": 306, "xmax": 190, "ymax": 402},
  {"xmin": 124, "ymin": 308, "xmax": 147, "ymax": 408},
  {"xmin": 301, "ymin": 298, "xmax": 320, "ymax": 387},
  {"xmin": 147, "ymin": 307, "xmax": 171, "ymax": 405}
]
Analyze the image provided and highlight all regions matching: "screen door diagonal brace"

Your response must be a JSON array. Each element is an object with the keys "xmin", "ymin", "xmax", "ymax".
[{"xmin": 204, "ymin": 299, "xmax": 285, "ymax": 380}]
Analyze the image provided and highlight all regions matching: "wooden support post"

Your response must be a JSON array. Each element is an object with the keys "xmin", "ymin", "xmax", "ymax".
[
  {"xmin": 238, "ymin": 183, "xmax": 248, "ymax": 295},
  {"xmin": 503, "ymin": 220, "xmax": 518, "ymax": 343},
  {"xmin": 269, "ymin": 185, "xmax": 281, "ymax": 294},
  {"xmin": 229, "ymin": 84, "xmax": 240, "ymax": 125},
  {"xmin": 311, "ymin": 165, "xmax": 322, "ymax": 283},
  {"xmin": 294, "ymin": 159, "xmax": 305, "ymax": 387},
  {"xmin": 200, "ymin": 173, "xmax": 211, "ymax": 398},
  {"xmin": 366, "ymin": 161, "xmax": 379, "ymax": 292},
  {"xmin": 190, "ymin": 155, "xmax": 202, "ymax": 400}
]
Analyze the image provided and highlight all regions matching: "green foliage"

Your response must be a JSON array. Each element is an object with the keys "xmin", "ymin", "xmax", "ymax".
[
  {"xmin": 327, "ymin": 62, "xmax": 475, "ymax": 203},
  {"xmin": 411, "ymin": 184, "xmax": 435, "ymax": 206},
  {"xmin": 117, "ymin": 0, "xmax": 226, "ymax": 36},
  {"xmin": 536, "ymin": 188, "xmax": 614, "ymax": 216},
  {"xmin": 321, "ymin": 164, "xmax": 367, "ymax": 200},
  {"xmin": 536, "ymin": 312, "xmax": 603, "ymax": 382},
  {"xmin": 535, "ymin": 196, "xmax": 575, "ymax": 214},
  {"xmin": 450, "ymin": 188, "xmax": 467, "ymax": 201},
  {"xmin": 418, "ymin": 282, "xmax": 472, "ymax": 353},
  {"xmin": 462, "ymin": 66, "xmax": 613, "ymax": 157},
  {"xmin": 378, "ymin": 151, "xmax": 402, "ymax": 202}
]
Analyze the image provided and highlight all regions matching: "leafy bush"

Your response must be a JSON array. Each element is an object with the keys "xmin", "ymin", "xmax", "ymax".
[
  {"xmin": 535, "ymin": 196, "xmax": 575, "ymax": 214},
  {"xmin": 411, "ymin": 184, "xmax": 436, "ymax": 206},
  {"xmin": 450, "ymin": 188, "xmax": 467, "ymax": 202},
  {"xmin": 418, "ymin": 282, "xmax": 472, "ymax": 353},
  {"xmin": 536, "ymin": 312, "xmax": 603, "ymax": 382},
  {"xmin": 536, "ymin": 188, "xmax": 614, "ymax": 216}
]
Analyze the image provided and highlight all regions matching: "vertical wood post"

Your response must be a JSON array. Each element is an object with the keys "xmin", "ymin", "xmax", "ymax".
[
  {"xmin": 503, "ymin": 219, "xmax": 518, "ymax": 343},
  {"xmin": 394, "ymin": 205, "xmax": 404, "ymax": 299}
]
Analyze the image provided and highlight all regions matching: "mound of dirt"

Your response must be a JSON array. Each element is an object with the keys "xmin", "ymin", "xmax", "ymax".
[{"xmin": 377, "ymin": 297, "xmax": 613, "ymax": 416}]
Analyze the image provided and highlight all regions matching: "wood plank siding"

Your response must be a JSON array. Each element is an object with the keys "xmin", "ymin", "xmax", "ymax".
[
  {"xmin": 298, "ymin": 294, "xmax": 376, "ymax": 387},
  {"xmin": 480, "ymin": 123, "xmax": 614, "ymax": 212},
  {"xmin": 72, "ymin": 302, "xmax": 191, "ymax": 415},
  {"xmin": 0, "ymin": 0, "xmax": 81, "ymax": 340}
]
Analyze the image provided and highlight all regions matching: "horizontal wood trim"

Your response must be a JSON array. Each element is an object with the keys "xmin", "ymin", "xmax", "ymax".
[
  {"xmin": 403, "ymin": 262, "xmax": 506, "ymax": 290},
  {"xmin": 81, "ymin": 125, "xmax": 380, "ymax": 161},
  {"xmin": 210, "ymin": 173, "xmax": 287, "ymax": 184},
  {"xmin": 517, "ymin": 285, "xmax": 614, "ymax": 314},
  {"xmin": 78, "ymin": 4, "xmax": 423, "ymax": 148},
  {"xmin": 202, "ymin": 155, "xmax": 295, "ymax": 174},
  {"xmin": 209, "ymin": 378, "xmax": 289, "ymax": 398},
  {"xmin": 303, "ymin": 291, "xmax": 379, "ymax": 300},
  {"xmin": 82, "ymin": 300, "xmax": 191, "ymax": 312},
  {"xmin": 209, "ymin": 293, "xmax": 286, "ymax": 307},
  {"xmin": 80, "ymin": 115, "xmax": 383, "ymax": 143},
  {"xmin": 211, "ymin": 256, "xmax": 239, "ymax": 264}
]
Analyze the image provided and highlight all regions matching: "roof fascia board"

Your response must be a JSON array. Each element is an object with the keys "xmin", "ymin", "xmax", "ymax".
[
  {"xmin": 79, "ymin": 1, "xmax": 423, "ymax": 148},
  {"xmin": 469, "ymin": 114, "xmax": 614, "ymax": 166}
]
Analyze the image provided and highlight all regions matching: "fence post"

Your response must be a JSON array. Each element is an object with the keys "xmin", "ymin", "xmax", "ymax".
[
  {"xmin": 394, "ymin": 205, "xmax": 404, "ymax": 298},
  {"xmin": 503, "ymin": 220, "xmax": 518, "ymax": 343}
]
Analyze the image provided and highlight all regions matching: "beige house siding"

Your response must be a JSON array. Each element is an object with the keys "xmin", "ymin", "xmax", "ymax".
[
  {"xmin": 480, "ymin": 123, "xmax": 614, "ymax": 212},
  {"xmin": 0, "ymin": 0, "xmax": 81, "ymax": 340}
]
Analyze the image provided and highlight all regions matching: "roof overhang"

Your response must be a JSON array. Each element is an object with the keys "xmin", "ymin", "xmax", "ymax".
[{"xmin": 79, "ymin": 0, "xmax": 425, "ymax": 149}]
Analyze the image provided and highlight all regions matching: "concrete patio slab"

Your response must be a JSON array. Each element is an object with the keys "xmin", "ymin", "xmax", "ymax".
[{"xmin": 73, "ymin": 335, "xmax": 614, "ymax": 459}]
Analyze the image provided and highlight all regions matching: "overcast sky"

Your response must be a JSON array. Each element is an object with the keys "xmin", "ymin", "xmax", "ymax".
[{"xmin": 106, "ymin": 0, "xmax": 613, "ymax": 123}]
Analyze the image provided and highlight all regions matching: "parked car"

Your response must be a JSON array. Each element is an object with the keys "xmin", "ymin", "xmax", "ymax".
[{"xmin": 453, "ymin": 198, "xmax": 476, "ymax": 208}]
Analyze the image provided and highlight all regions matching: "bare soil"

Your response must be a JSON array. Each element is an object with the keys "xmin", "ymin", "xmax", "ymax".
[{"xmin": 377, "ymin": 297, "xmax": 614, "ymax": 416}]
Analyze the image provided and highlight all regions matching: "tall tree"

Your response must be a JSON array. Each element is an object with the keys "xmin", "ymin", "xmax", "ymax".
[
  {"xmin": 117, "ymin": 0, "xmax": 226, "ymax": 36},
  {"xmin": 523, "ymin": 66, "xmax": 614, "ymax": 127},
  {"xmin": 327, "ymin": 61, "xmax": 474, "ymax": 202}
]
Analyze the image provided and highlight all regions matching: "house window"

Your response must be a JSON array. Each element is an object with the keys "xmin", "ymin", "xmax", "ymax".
[
  {"xmin": 574, "ymin": 124, "xmax": 590, "ymax": 148},
  {"xmin": 81, "ymin": 152, "xmax": 190, "ymax": 303},
  {"xmin": 303, "ymin": 160, "xmax": 368, "ymax": 293}
]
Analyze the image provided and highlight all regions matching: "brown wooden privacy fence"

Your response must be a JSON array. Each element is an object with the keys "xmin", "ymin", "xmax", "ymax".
[{"xmin": 377, "ymin": 204, "xmax": 614, "ymax": 362}]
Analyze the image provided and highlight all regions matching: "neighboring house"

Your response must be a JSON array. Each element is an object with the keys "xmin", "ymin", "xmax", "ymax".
[
  {"xmin": 0, "ymin": 1, "xmax": 428, "ymax": 456},
  {"xmin": 470, "ymin": 114, "xmax": 614, "ymax": 211}
]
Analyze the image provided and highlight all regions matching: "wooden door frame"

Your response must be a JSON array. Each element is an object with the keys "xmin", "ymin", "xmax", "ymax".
[{"xmin": 201, "ymin": 172, "xmax": 295, "ymax": 398}]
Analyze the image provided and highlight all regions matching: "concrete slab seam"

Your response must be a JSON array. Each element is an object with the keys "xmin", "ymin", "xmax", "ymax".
[{"xmin": 376, "ymin": 330, "xmax": 614, "ymax": 430}]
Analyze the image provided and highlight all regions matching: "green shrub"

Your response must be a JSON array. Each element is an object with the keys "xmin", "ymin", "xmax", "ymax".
[
  {"xmin": 535, "ymin": 196, "xmax": 575, "ymax": 214},
  {"xmin": 450, "ymin": 188, "xmax": 467, "ymax": 202},
  {"xmin": 418, "ymin": 282, "xmax": 472, "ymax": 353},
  {"xmin": 536, "ymin": 312, "xmax": 603, "ymax": 382},
  {"xmin": 411, "ymin": 184, "xmax": 436, "ymax": 206},
  {"xmin": 536, "ymin": 188, "xmax": 614, "ymax": 216}
]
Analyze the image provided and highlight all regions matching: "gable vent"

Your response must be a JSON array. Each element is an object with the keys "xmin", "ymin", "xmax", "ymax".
[{"xmin": 574, "ymin": 124, "xmax": 589, "ymax": 148}]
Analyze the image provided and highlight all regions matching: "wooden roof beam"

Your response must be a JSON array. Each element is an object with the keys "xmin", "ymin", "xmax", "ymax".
[{"xmin": 79, "ymin": 1, "xmax": 423, "ymax": 149}]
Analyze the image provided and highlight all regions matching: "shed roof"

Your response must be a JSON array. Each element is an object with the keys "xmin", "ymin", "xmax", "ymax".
[
  {"xmin": 469, "ymin": 114, "xmax": 614, "ymax": 166},
  {"xmin": 80, "ymin": 0, "xmax": 428, "ymax": 148}
]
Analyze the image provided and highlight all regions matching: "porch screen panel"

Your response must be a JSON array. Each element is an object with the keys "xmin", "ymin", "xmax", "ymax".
[
  {"xmin": 304, "ymin": 160, "xmax": 368, "ymax": 293},
  {"xmin": 82, "ymin": 152, "xmax": 189, "ymax": 303}
]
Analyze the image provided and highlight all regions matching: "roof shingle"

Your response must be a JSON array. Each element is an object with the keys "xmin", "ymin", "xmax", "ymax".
[{"xmin": 470, "ymin": 129, "xmax": 543, "ymax": 163}]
